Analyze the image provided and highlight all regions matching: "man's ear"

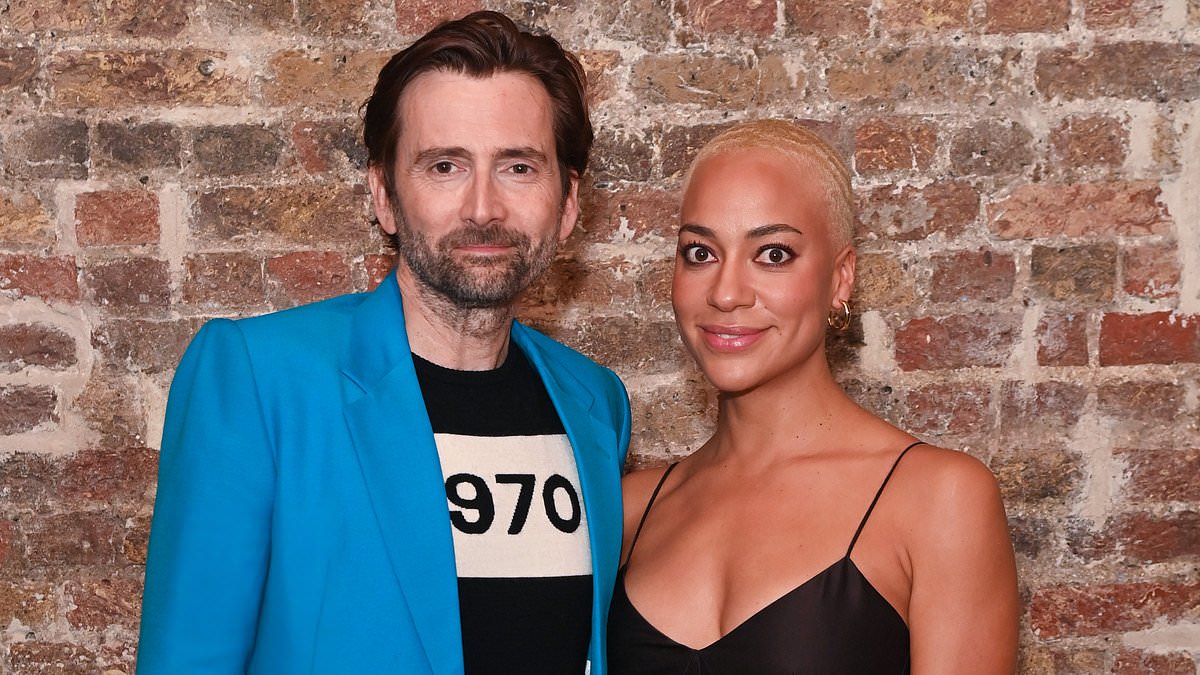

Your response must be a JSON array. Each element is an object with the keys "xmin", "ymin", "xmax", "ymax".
[
  {"xmin": 831, "ymin": 244, "xmax": 856, "ymax": 308},
  {"xmin": 558, "ymin": 172, "xmax": 580, "ymax": 242},
  {"xmin": 367, "ymin": 165, "xmax": 398, "ymax": 235}
]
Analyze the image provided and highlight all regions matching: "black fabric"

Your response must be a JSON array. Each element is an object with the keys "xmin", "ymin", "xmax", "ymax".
[
  {"xmin": 607, "ymin": 442, "xmax": 924, "ymax": 674},
  {"xmin": 414, "ymin": 345, "xmax": 591, "ymax": 675}
]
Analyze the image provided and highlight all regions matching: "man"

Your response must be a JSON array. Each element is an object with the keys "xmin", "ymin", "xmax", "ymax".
[{"xmin": 136, "ymin": 11, "xmax": 630, "ymax": 675}]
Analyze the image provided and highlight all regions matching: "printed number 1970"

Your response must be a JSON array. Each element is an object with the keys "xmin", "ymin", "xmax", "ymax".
[{"xmin": 446, "ymin": 473, "xmax": 582, "ymax": 535}]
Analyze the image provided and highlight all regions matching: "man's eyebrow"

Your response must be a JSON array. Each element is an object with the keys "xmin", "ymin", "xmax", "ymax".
[
  {"xmin": 496, "ymin": 147, "xmax": 549, "ymax": 163},
  {"xmin": 413, "ymin": 146, "xmax": 470, "ymax": 164}
]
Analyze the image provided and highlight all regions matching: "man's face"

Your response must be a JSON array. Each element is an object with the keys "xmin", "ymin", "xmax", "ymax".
[{"xmin": 369, "ymin": 70, "xmax": 579, "ymax": 309}]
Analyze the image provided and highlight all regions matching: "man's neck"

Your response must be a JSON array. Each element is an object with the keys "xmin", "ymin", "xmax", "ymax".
[{"xmin": 395, "ymin": 272, "xmax": 516, "ymax": 371}]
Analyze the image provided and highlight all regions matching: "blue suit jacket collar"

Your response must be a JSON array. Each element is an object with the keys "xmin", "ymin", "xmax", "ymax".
[{"xmin": 339, "ymin": 271, "xmax": 621, "ymax": 675}]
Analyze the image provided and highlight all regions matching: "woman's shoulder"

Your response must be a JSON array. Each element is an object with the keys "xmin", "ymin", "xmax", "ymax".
[{"xmin": 621, "ymin": 462, "xmax": 676, "ymax": 515}]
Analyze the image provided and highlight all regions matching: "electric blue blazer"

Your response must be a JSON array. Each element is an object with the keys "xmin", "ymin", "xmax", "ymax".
[{"xmin": 136, "ymin": 271, "xmax": 631, "ymax": 674}]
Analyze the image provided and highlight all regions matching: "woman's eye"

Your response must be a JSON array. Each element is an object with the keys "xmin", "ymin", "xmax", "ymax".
[
  {"xmin": 681, "ymin": 245, "xmax": 714, "ymax": 264},
  {"xmin": 756, "ymin": 246, "xmax": 794, "ymax": 264}
]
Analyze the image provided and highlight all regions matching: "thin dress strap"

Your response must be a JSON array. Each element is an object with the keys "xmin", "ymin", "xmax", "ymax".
[
  {"xmin": 845, "ymin": 441, "xmax": 925, "ymax": 557},
  {"xmin": 621, "ymin": 462, "xmax": 679, "ymax": 568}
]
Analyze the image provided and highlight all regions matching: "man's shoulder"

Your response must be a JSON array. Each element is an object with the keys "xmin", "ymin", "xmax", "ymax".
[{"xmin": 235, "ymin": 291, "xmax": 368, "ymax": 340}]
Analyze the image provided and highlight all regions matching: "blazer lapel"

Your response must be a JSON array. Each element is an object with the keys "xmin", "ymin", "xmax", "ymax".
[
  {"xmin": 512, "ymin": 324, "xmax": 624, "ymax": 653},
  {"xmin": 340, "ymin": 272, "xmax": 462, "ymax": 675}
]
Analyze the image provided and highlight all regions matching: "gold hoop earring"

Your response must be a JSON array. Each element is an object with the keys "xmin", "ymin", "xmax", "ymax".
[{"xmin": 827, "ymin": 300, "xmax": 851, "ymax": 331}]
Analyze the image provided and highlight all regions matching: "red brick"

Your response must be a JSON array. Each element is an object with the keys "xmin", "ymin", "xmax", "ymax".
[
  {"xmin": 192, "ymin": 185, "xmax": 367, "ymax": 247},
  {"xmin": 0, "ymin": 385, "xmax": 57, "ymax": 434},
  {"xmin": 577, "ymin": 50, "xmax": 622, "ymax": 106},
  {"xmin": 659, "ymin": 122, "xmax": 736, "ymax": 180},
  {"xmin": 182, "ymin": 252, "xmax": 266, "ymax": 311},
  {"xmin": 948, "ymin": 119, "xmax": 1035, "ymax": 175},
  {"xmin": 1117, "ymin": 447, "xmax": 1199, "ymax": 503},
  {"xmin": 930, "ymin": 248, "xmax": 1015, "ymax": 303},
  {"xmin": 0, "ymin": 47, "xmax": 39, "ymax": 90},
  {"xmin": 985, "ymin": 0, "xmax": 1068, "ymax": 32},
  {"xmin": 522, "ymin": 257, "xmax": 639, "ymax": 322},
  {"xmin": 7, "ymin": 642, "xmax": 98, "ymax": 675},
  {"xmin": 65, "ymin": 573, "xmax": 142, "ymax": 630},
  {"xmin": 267, "ymin": 251, "xmax": 352, "ymax": 306},
  {"xmin": 1112, "ymin": 511, "xmax": 1200, "ymax": 562},
  {"xmin": 1098, "ymin": 381, "xmax": 1185, "ymax": 424},
  {"xmin": 99, "ymin": 0, "xmax": 188, "ymax": 38},
  {"xmin": 92, "ymin": 318, "xmax": 200, "ymax": 373},
  {"xmin": 1114, "ymin": 648, "xmax": 1198, "ymax": 674},
  {"xmin": 903, "ymin": 381, "xmax": 993, "ymax": 435},
  {"xmin": 266, "ymin": 49, "xmax": 390, "ymax": 108},
  {"xmin": 82, "ymin": 257, "xmax": 170, "ymax": 311},
  {"xmin": 1123, "ymin": 243, "xmax": 1180, "ymax": 300},
  {"xmin": 990, "ymin": 182, "xmax": 1171, "ymax": 239},
  {"xmin": 1000, "ymin": 381, "xmax": 1089, "ymax": 433},
  {"xmin": 6, "ymin": 118, "xmax": 89, "ymax": 180},
  {"xmin": 1050, "ymin": 115, "xmax": 1128, "ymax": 170},
  {"xmin": 193, "ymin": 124, "xmax": 283, "ymax": 175},
  {"xmin": 1019, "ymin": 646, "xmax": 1108, "ymax": 673},
  {"xmin": 828, "ymin": 46, "xmax": 1017, "ymax": 104},
  {"xmin": 0, "ymin": 580, "xmax": 56, "ymax": 628},
  {"xmin": 392, "ymin": 0, "xmax": 481, "ymax": 34},
  {"xmin": 94, "ymin": 120, "xmax": 183, "ymax": 171},
  {"xmin": 629, "ymin": 381, "xmax": 715, "ymax": 468},
  {"xmin": 857, "ymin": 181, "xmax": 980, "ymax": 241},
  {"xmin": 48, "ymin": 49, "xmax": 248, "ymax": 107},
  {"xmin": 125, "ymin": 515, "xmax": 151, "ymax": 565},
  {"xmin": 0, "ymin": 189, "xmax": 53, "ymax": 246},
  {"xmin": 296, "ymin": 0, "xmax": 366, "ymax": 36},
  {"xmin": 0, "ymin": 452, "xmax": 60, "ymax": 506},
  {"xmin": 784, "ymin": 0, "xmax": 870, "ymax": 36},
  {"xmin": 205, "ymin": 0, "xmax": 292, "ymax": 32},
  {"xmin": 854, "ymin": 117, "xmax": 937, "ymax": 174},
  {"xmin": 638, "ymin": 257, "xmax": 674, "ymax": 309},
  {"xmin": 61, "ymin": 447, "xmax": 157, "ymax": 504},
  {"xmin": 1037, "ymin": 312, "xmax": 1089, "ymax": 367},
  {"xmin": 580, "ymin": 185, "xmax": 677, "ymax": 245},
  {"xmin": 684, "ymin": 0, "xmax": 776, "ymax": 36},
  {"xmin": 0, "ymin": 323, "xmax": 77, "ymax": 372},
  {"xmin": 1100, "ymin": 312, "xmax": 1200, "ymax": 366},
  {"xmin": 895, "ymin": 312, "xmax": 1020, "ymax": 370},
  {"xmin": 529, "ymin": 317, "xmax": 690, "ymax": 376},
  {"xmin": 1037, "ymin": 43, "xmax": 1200, "ymax": 101},
  {"xmin": 854, "ymin": 253, "xmax": 918, "ymax": 309},
  {"xmin": 75, "ymin": 371, "xmax": 147, "ymax": 446},
  {"xmin": 591, "ymin": 126, "xmax": 657, "ymax": 182},
  {"xmin": 992, "ymin": 443, "xmax": 1083, "ymax": 503},
  {"xmin": 3, "ymin": 0, "xmax": 94, "ymax": 33},
  {"xmin": 75, "ymin": 189, "xmax": 159, "ymax": 246},
  {"xmin": 880, "ymin": 0, "xmax": 970, "ymax": 32},
  {"xmin": 1084, "ymin": 0, "xmax": 1146, "ymax": 28},
  {"xmin": 291, "ymin": 118, "xmax": 366, "ymax": 174},
  {"xmin": 24, "ymin": 512, "xmax": 123, "ymax": 567},
  {"xmin": 1030, "ymin": 582, "xmax": 1200, "ymax": 639},
  {"xmin": 0, "ymin": 254, "xmax": 79, "ymax": 301},
  {"xmin": 363, "ymin": 254, "xmax": 393, "ymax": 291},
  {"xmin": 1030, "ymin": 244, "xmax": 1117, "ymax": 304},
  {"xmin": 631, "ymin": 53, "xmax": 790, "ymax": 107}
]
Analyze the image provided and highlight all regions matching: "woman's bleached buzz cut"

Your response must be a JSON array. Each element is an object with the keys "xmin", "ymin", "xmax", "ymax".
[{"xmin": 682, "ymin": 119, "xmax": 856, "ymax": 249}]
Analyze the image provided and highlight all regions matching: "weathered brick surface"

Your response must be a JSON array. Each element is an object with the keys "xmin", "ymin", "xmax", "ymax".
[
  {"xmin": 75, "ymin": 190, "xmax": 160, "ymax": 246},
  {"xmin": 2, "ymin": 1, "xmax": 1198, "ymax": 670}
]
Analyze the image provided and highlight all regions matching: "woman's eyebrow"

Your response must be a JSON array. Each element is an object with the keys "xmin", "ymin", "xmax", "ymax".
[{"xmin": 747, "ymin": 223, "xmax": 802, "ymax": 238}]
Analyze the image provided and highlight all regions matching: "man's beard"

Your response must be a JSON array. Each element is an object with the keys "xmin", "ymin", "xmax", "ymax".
[{"xmin": 390, "ymin": 208, "xmax": 560, "ymax": 309}]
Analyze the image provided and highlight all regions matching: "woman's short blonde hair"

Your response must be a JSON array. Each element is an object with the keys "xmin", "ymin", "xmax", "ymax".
[{"xmin": 683, "ymin": 119, "xmax": 855, "ymax": 248}]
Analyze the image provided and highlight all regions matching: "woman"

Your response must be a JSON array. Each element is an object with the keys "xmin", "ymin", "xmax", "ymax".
[{"xmin": 607, "ymin": 120, "xmax": 1019, "ymax": 673}]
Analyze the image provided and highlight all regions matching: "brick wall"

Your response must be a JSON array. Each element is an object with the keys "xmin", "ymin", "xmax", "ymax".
[{"xmin": 1, "ymin": 0, "xmax": 1197, "ymax": 672}]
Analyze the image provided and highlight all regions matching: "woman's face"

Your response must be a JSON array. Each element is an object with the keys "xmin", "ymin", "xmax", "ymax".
[{"xmin": 671, "ymin": 147, "xmax": 855, "ymax": 395}]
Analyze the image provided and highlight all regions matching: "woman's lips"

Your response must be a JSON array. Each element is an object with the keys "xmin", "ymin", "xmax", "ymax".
[{"xmin": 700, "ymin": 325, "xmax": 766, "ymax": 351}]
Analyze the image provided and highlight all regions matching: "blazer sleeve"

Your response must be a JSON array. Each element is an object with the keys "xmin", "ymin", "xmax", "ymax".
[{"xmin": 137, "ymin": 319, "xmax": 276, "ymax": 674}]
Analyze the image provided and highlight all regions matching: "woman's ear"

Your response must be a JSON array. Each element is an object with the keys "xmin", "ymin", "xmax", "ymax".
[{"xmin": 831, "ymin": 244, "xmax": 856, "ymax": 307}]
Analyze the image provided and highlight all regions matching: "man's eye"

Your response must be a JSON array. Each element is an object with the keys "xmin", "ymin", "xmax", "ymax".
[
  {"xmin": 433, "ymin": 161, "xmax": 455, "ymax": 174},
  {"xmin": 511, "ymin": 163, "xmax": 531, "ymax": 174}
]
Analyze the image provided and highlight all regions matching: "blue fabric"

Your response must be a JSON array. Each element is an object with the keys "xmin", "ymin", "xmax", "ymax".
[{"xmin": 136, "ymin": 270, "xmax": 631, "ymax": 675}]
